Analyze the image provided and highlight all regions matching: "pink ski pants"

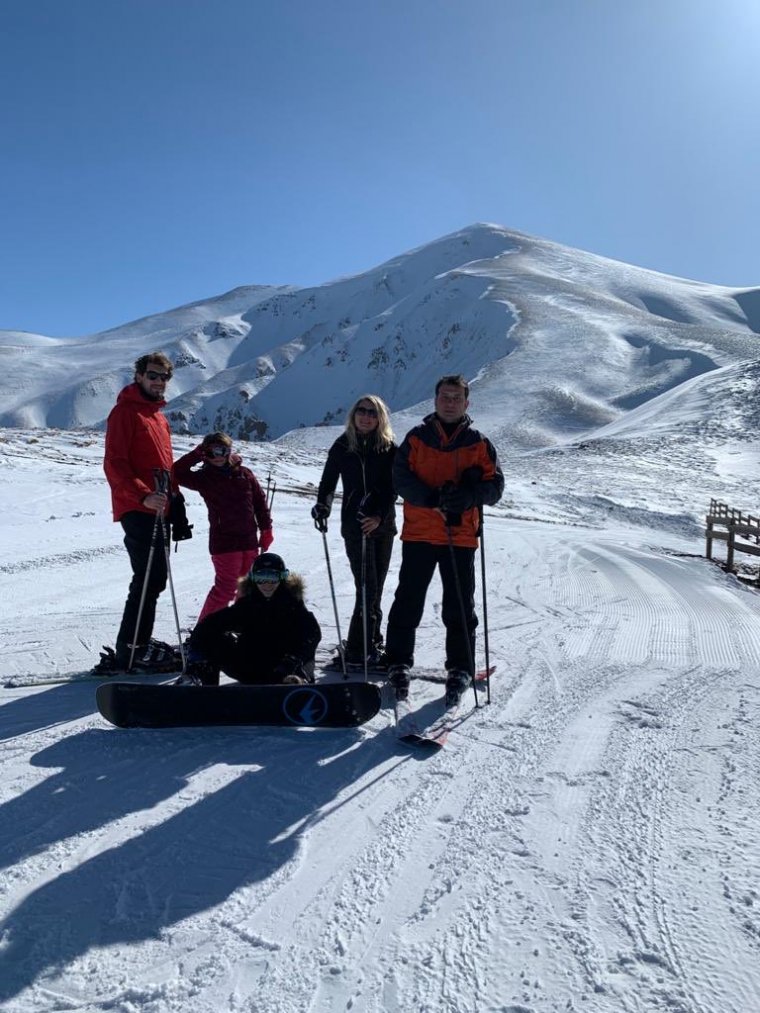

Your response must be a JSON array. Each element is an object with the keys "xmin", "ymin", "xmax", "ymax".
[{"xmin": 197, "ymin": 550, "xmax": 258, "ymax": 623}]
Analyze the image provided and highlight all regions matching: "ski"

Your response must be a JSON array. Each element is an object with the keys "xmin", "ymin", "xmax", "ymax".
[
  {"xmin": 96, "ymin": 680, "xmax": 381, "ymax": 729},
  {"xmin": 91, "ymin": 643, "xmax": 182, "ymax": 677},
  {"xmin": 4, "ymin": 641, "xmax": 185, "ymax": 689},
  {"xmin": 394, "ymin": 691, "xmax": 448, "ymax": 752},
  {"xmin": 397, "ymin": 700, "xmax": 459, "ymax": 750},
  {"xmin": 395, "ymin": 680, "xmax": 474, "ymax": 751},
  {"xmin": 321, "ymin": 663, "xmax": 495, "ymax": 684},
  {"xmin": 394, "ymin": 693, "xmax": 421, "ymax": 739},
  {"xmin": 320, "ymin": 658, "xmax": 387, "ymax": 677},
  {"xmin": 398, "ymin": 724, "xmax": 446, "ymax": 751},
  {"xmin": 1, "ymin": 643, "xmax": 190, "ymax": 687},
  {"xmin": 3, "ymin": 670, "xmax": 173, "ymax": 689},
  {"xmin": 412, "ymin": 664, "xmax": 496, "ymax": 686}
]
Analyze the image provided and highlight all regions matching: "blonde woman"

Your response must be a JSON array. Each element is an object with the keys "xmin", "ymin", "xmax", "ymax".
[{"xmin": 312, "ymin": 395, "xmax": 397, "ymax": 668}]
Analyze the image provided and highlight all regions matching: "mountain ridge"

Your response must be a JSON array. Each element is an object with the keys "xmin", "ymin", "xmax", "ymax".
[{"xmin": 1, "ymin": 223, "xmax": 757, "ymax": 447}]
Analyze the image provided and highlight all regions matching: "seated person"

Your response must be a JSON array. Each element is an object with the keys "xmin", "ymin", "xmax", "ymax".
[{"xmin": 184, "ymin": 553, "xmax": 321, "ymax": 686}]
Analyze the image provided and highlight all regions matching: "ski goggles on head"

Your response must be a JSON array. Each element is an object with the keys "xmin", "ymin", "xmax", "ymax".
[
  {"xmin": 250, "ymin": 568, "xmax": 289, "ymax": 584},
  {"xmin": 205, "ymin": 444, "xmax": 230, "ymax": 458}
]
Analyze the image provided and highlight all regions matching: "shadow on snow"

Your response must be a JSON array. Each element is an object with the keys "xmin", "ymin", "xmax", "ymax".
[{"xmin": 0, "ymin": 714, "xmax": 409, "ymax": 1003}]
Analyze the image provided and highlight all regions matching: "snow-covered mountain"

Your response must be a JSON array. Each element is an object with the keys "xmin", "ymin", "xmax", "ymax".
[{"xmin": 2, "ymin": 224, "xmax": 758, "ymax": 448}]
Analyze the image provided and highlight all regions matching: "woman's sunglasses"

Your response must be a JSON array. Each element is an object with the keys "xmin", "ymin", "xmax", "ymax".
[
  {"xmin": 354, "ymin": 406, "xmax": 378, "ymax": 418},
  {"xmin": 206, "ymin": 445, "xmax": 230, "ymax": 458}
]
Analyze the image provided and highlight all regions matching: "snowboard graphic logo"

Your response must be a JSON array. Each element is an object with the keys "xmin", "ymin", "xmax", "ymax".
[{"xmin": 282, "ymin": 687, "xmax": 329, "ymax": 726}]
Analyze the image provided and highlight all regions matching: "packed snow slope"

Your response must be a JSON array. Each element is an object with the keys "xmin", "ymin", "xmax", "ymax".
[
  {"xmin": 1, "ymin": 340, "xmax": 759, "ymax": 1012},
  {"xmin": 1, "ymin": 223, "xmax": 759, "ymax": 447}
]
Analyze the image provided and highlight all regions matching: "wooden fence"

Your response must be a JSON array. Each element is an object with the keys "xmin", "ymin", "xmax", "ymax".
[{"xmin": 705, "ymin": 499, "xmax": 760, "ymax": 585}]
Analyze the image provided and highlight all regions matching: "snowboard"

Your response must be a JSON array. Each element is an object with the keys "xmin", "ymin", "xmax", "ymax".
[{"xmin": 96, "ymin": 680, "xmax": 382, "ymax": 729}]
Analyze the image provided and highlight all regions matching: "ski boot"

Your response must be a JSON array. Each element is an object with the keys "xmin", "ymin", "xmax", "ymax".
[
  {"xmin": 171, "ymin": 657, "xmax": 218, "ymax": 686},
  {"xmin": 444, "ymin": 669, "xmax": 471, "ymax": 708},
  {"xmin": 387, "ymin": 664, "xmax": 411, "ymax": 701}
]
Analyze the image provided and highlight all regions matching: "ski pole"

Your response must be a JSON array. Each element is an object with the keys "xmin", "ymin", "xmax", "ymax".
[
  {"xmin": 155, "ymin": 469, "xmax": 186, "ymax": 674},
  {"xmin": 268, "ymin": 480, "xmax": 277, "ymax": 512},
  {"xmin": 478, "ymin": 506, "xmax": 491, "ymax": 705},
  {"xmin": 445, "ymin": 524, "xmax": 479, "ymax": 708},
  {"xmin": 128, "ymin": 509, "xmax": 163, "ymax": 673},
  {"xmin": 320, "ymin": 530, "xmax": 347, "ymax": 679},
  {"xmin": 159, "ymin": 514, "xmax": 186, "ymax": 675},
  {"xmin": 361, "ymin": 533, "xmax": 368, "ymax": 682}
]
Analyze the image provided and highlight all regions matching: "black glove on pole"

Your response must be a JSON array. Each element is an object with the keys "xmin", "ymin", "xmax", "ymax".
[
  {"xmin": 170, "ymin": 492, "xmax": 194, "ymax": 550},
  {"xmin": 311, "ymin": 502, "xmax": 329, "ymax": 534}
]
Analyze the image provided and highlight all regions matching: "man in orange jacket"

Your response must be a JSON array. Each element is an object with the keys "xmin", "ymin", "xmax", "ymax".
[
  {"xmin": 385, "ymin": 374, "xmax": 504, "ymax": 705},
  {"xmin": 103, "ymin": 351, "xmax": 180, "ymax": 671}
]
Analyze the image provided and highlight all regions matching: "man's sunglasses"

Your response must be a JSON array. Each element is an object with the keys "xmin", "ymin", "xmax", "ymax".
[
  {"xmin": 206, "ymin": 445, "xmax": 230, "ymax": 458},
  {"xmin": 145, "ymin": 370, "xmax": 172, "ymax": 382},
  {"xmin": 250, "ymin": 569, "xmax": 288, "ymax": 584},
  {"xmin": 355, "ymin": 406, "xmax": 378, "ymax": 418}
]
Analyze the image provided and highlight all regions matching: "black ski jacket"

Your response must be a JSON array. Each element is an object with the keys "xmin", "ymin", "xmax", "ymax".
[
  {"xmin": 190, "ymin": 574, "xmax": 321, "ymax": 669},
  {"xmin": 316, "ymin": 433, "xmax": 397, "ymax": 539}
]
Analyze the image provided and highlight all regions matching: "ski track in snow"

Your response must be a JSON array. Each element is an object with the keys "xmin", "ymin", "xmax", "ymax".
[{"xmin": 2, "ymin": 436, "xmax": 760, "ymax": 1012}]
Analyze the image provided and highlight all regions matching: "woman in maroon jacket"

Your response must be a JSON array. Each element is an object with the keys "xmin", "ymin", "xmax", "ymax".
[{"xmin": 174, "ymin": 432, "xmax": 273, "ymax": 622}]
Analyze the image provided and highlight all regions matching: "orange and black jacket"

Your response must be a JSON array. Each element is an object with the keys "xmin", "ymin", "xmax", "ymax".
[{"xmin": 394, "ymin": 412, "xmax": 504, "ymax": 548}]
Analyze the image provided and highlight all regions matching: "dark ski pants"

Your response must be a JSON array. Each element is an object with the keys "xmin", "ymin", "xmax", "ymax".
[
  {"xmin": 200, "ymin": 635, "xmax": 315, "ymax": 687},
  {"xmin": 116, "ymin": 511, "xmax": 169, "ymax": 658},
  {"xmin": 385, "ymin": 540, "xmax": 477, "ymax": 674},
  {"xmin": 343, "ymin": 530, "xmax": 395, "ymax": 658}
]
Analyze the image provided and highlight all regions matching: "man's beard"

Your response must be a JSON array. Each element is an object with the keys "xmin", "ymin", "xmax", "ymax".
[{"xmin": 140, "ymin": 387, "xmax": 164, "ymax": 403}]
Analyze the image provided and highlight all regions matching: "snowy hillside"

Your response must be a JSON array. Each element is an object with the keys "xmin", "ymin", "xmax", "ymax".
[{"xmin": 1, "ymin": 224, "xmax": 758, "ymax": 448}]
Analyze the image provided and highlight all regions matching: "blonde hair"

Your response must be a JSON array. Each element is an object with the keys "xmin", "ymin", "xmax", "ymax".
[{"xmin": 344, "ymin": 394, "xmax": 394, "ymax": 452}]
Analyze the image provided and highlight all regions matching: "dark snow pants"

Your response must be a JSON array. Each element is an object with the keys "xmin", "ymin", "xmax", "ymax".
[
  {"xmin": 115, "ymin": 510, "xmax": 168, "ymax": 659},
  {"xmin": 343, "ymin": 529, "xmax": 395, "ymax": 659},
  {"xmin": 198, "ymin": 635, "xmax": 315, "ymax": 687},
  {"xmin": 385, "ymin": 540, "xmax": 477, "ymax": 674}
]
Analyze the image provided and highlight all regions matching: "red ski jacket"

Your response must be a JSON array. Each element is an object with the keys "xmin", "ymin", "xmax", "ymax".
[{"xmin": 103, "ymin": 384, "xmax": 175, "ymax": 521}]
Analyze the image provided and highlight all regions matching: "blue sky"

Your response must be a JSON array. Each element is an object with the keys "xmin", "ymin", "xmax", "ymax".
[{"xmin": 2, "ymin": 0, "xmax": 760, "ymax": 337}]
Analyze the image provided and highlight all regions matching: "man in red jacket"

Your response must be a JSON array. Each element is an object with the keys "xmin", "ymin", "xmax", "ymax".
[{"xmin": 103, "ymin": 351, "xmax": 178, "ymax": 671}]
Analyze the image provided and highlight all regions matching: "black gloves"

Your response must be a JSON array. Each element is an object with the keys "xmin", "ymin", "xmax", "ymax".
[
  {"xmin": 460, "ymin": 465, "xmax": 484, "ymax": 490},
  {"xmin": 170, "ymin": 492, "xmax": 194, "ymax": 543},
  {"xmin": 273, "ymin": 655, "xmax": 303, "ymax": 679},
  {"xmin": 435, "ymin": 466, "xmax": 485, "ymax": 526},
  {"xmin": 311, "ymin": 502, "xmax": 329, "ymax": 533},
  {"xmin": 437, "ymin": 465, "xmax": 485, "ymax": 515},
  {"xmin": 438, "ymin": 483, "xmax": 477, "ymax": 514}
]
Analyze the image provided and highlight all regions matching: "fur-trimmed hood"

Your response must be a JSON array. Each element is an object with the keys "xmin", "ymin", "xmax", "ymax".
[
  {"xmin": 191, "ymin": 569, "xmax": 321, "ymax": 666},
  {"xmin": 237, "ymin": 572, "xmax": 306, "ymax": 602}
]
